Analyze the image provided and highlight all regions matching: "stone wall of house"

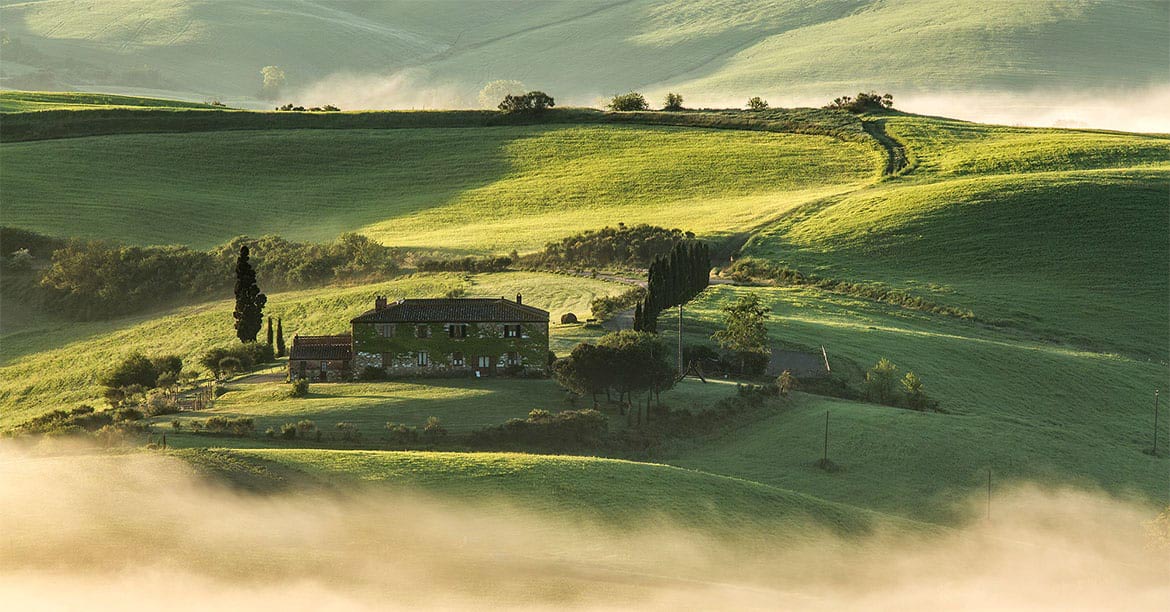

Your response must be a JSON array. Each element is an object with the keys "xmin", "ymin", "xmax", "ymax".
[
  {"xmin": 289, "ymin": 358, "xmax": 351, "ymax": 381},
  {"xmin": 352, "ymin": 320, "xmax": 549, "ymax": 378}
]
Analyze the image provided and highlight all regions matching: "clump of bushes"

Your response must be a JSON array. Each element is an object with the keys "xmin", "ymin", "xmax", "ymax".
[
  {"xmin": 663, "ymin": 93, "xmax": 684, "ymax": 111},
  {"xmin": 275, "ymin": 103, "xmax": 340, "ymax": 111},
  {"xmin": 199, "ymin": 416, "xmax": 255, "ymax": 436},
  {"xmin": 37, "ymin": 232, "xmax": 399, "ymax": 320},
  {"xmin": 417, "ymin": 255, "xmax": 512, "ymax": 273},
  {"xmin": 385, "ymin": 422, "xmax": 419, "ymax": 444},
  {"xmin": 825, "ymin": 91, "xmax": 894, "ymax": 113},
  {"xmin": 862, "ymin": 358, "xmax": 938, "ymax": 411},
  {"xmin": 498, "ymin": 91, "xmax": 555, "ymax": 114},
  {"xmin": 422, "ymin": 416, "xmax": 447, "ymax": 442},
  {"xmin": 100, "ymin": 352, "xmax": 184, "ymax": 391},
  {"xmin": 607, "ymin": 92, "xmax": 649, "ymax": 111},
  {"xmin": 589, "ymin": 286, "xmax": 644, "ymax": 321},
  {"xmin": 723, "ymin": 258, "xmax": 974, "ymax": 320},
  {"xmin": 289, "ymin": 378, "xmax": 310, "ymax": 398},
  {"xmin": 468, "ymin": 409, "xmax": 607, "ymax": 448},
  {"xmin": 335, "ymin": 422, "xmax": 361, "ymax": 442},
  {"xmin": 200, "ymin": 343, "xmax": 275, "ymax": 378},
  {"xmin": 525, "ymin": 224, "xmax": 695, "ymax": 270}
]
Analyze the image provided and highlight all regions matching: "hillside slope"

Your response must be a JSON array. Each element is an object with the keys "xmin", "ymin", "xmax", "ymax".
[{"xmin": 2, "ymin": 1, "xmax": 1165, "ymax": 108}]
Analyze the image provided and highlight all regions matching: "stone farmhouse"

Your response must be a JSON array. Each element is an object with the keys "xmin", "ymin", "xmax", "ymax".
[{"xmin": 289, "ymin": 295, "xmax": 550, "ymax": 380}]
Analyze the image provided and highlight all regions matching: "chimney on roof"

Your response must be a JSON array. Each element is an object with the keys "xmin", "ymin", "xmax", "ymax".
[
  {"xmin": 375, "ymin": 295, "xmax": 387, "ymax": 309},
  {"xmin": 516, "ymin": 293, "xmax": 522, "ymax": 305}
]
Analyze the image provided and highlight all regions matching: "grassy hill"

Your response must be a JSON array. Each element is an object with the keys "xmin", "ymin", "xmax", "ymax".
[
  {"xmin": 661, "ymin": 284, "xmax": 1168, "ymax": 522},
  {"xmin": 1, "ymin": 1, "xmax": 1165, "ymax": 108},
  {"xmin": 0, "ymin": 119, "xmax": 878, "ymax": 250},
  {"xmin": 177, "ymin": 447, "xmax": 901, "ymax": 536},
  {"xmin": 0, "ymin": 90, "xmax": 224, "ymax": 112}
]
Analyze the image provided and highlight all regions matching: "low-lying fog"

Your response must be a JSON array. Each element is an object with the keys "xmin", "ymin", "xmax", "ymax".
[
  {"xmin": 1, "ymin": 446, "xmax": 1166, "ymax": 611},
  {"xmin": 292, "ymin": 71, "xmax": 1170, "ymax": 133}
]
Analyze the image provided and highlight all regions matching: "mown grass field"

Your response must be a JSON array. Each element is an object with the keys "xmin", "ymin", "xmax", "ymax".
[
  {"xmin": 0, "ymin": 122, "xmax": 877, "ymax": 250},
  {"xmin": 0, "ymin": 271, "xmax": 627, "ymax": 427}
]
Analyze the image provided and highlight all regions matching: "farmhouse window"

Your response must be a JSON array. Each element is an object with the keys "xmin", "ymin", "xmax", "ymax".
[
  {"xmin": 477, "ymin": 355, "xmax": 491, "ymax": 368},
  {"xmin": 416, "ymin": 324, "xmax": 430, "ymax": 338},
  {"xmin": 448, "ymin": 324, "xmax": 468, "ymax": 338},
  {"xmin": 451, "ymin": 352, "xmax": 464, "ymax": 366},
  {"xmin": 506, "ymin": 352, "xmax": 520, "ymax": 366},
  {"xmin": 376, "ymin": 324, "xmax": 394, "ymax": 337},
  {"xmin": 417, "ymin": 351, "xmax": 430, "ymax": 366},
  {"xmin": 504, "ymin": 324, "xmax": 520, "ymax": 338}
]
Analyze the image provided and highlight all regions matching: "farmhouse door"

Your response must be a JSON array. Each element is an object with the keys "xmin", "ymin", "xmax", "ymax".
[{"xmin": 476, "ymin": 355, "xmax": 492, "ymax": 376}]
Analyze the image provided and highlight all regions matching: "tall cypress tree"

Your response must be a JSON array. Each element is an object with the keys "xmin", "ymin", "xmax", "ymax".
[
  {"xmin": 233, "ymin": 245, "xmax": 266, "ymax": 343},
  {"xmin": 275, "ymin": 318, "xmax": 286, "ymax": 357},
  {"xmin": 266, "ymin": 316, "xmax": 274, "ymax": 346}
]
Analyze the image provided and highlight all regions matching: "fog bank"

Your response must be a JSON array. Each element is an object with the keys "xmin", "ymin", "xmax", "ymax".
[{"xmin": 1, "ymin": 448, "xmax": 1167, "ymax": 611}]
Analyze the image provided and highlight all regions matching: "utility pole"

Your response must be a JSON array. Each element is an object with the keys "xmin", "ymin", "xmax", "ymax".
[
  {"xmin": 1154, "ymin": 389, "xmax": 1161, "ymax": 455},
  {"xmin": 678, "ymin": 304, "xmax": 683, "ymax": 377}
]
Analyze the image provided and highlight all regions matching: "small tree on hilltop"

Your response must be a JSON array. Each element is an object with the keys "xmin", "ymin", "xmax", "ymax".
[
  {"xmin": 608, "ymin": 92, "xmax": 649, "ymax": 111},
  {"xmin": 275, "ymin": 317, "xmax": 286, "ymax": 357},
  {"xmin": 663, "ymin": 92, "xmax": 684, "ymax": 111},
  {"xmin": 901, "ymin": 371, "xmax": 928, "ymax": 410},
  {"xmin": 498, "ymin": 91, "xmax": 555, "ymax": 114},
  {"xmin": 747, "ymin": 96, "xmax": 769, "ymax": 111},
  {"xmin": 233, "ymin": 245, "xmax": 266, "ymax": 343},
  {"xmin": 711, "ymin": 294, "xmax": 770, "ymax": 375}
]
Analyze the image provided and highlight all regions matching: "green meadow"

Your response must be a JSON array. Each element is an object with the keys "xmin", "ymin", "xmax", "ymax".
[
  {"xmin": 1, "ymin": 92, "xmax": 1167, "ymax": 531},
  {"xmin": 0, "ymin": 122, "xmax": 876, "ymax": 251}
]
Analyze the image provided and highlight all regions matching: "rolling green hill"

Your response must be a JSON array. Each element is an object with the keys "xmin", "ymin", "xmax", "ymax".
[
  {"xmin": 1, "ymin": 94, "xmax": 1167, "ymax": 527},
  {"xmin": 0, "ymin": 119, "xmax": 878, "ymax": 250},
  {"xmin": 177, "ymin": 447, "xmax": 903, "ymax": 536},
  {"xmin": 1, "ymin": 1, "xmax": 1165, "ymax": 108}
]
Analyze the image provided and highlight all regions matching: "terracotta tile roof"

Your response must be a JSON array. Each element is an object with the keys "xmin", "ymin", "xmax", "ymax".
[
  {"xmin": 351, "ymin": 298, "xmax": 549, "ymax": 324},
  {"xmin": 289, "ymin": 334, "xmax": 353, "ymax": 360}
]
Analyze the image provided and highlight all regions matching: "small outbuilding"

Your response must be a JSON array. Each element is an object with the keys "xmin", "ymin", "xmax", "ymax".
[{"xmin": 289, "ymin": 334, "xmax": 353, "ymax": 381}]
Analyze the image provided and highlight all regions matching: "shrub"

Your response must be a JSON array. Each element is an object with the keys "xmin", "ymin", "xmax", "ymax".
[
  {"xmin": 422, "ymin": 416, "xmax": 447, "ymax": 442},
  {"xmin": 825, "ymin": 91, "xmax": 894, "ymax": 112},
  {"xmin": 498, "ymin": 91, "xmax": 555, "ymax": 114},
  {"xmin": 296, "ymin": 420, "xmax": 317, "ymax": 438},
  {"xmin": 280, "ymin": 423, "xmax": 297, "ymax": 440},
  {"xmin": 607, "ymin": 92, "xmax": 649, "ymax": 111},
  {"xmin": 171, "ymin": 419, "xmax": 182, "ymax": 431},
  {"xmin": 218, "ymin": 356, "xmax": 242, "ymax": 377},
  {"xmin": 663, "ymin": 93, "xmax": 684, "ymax": 111},
  {"xmin": 335, "ymin": 422, "xmax": 361, "ymax": 442},
  {"xmin": 417, "ymin": 255, "xmax": 512, "ymax": 273},
  {"xmin": 590, "ymin": 287, "xmax": 646, "ymax": 321},
  {"xmin": 747, "ymin": 97, "xmax": 769, "ymax": 111},
  {"xmin": 360, "ymin": 366, "xmax": 387, "ymax": 380},
  {"xmin": 468, "ymin": 409, "xmax": 607, "ymax": 448},
  {"xmin": 290, "ymin": 378, "xmax": 310, "ymax": 398},
  {"xmin": 777, "ymin": 370, "xmax": 796, "ymax": 396},
  {"xmin": 385, "ymin": 422, "xmax": 419, "ymax": 444},
  {"xmin": 114, "ymin": 407, "xmax": 143, "ymax": 422},
  {"xmin": 100, "ymin": 353, "xmax": 159, "ymax": 390},
  {"xmin": 863, "ymin": 358, "xmax": 899, "ymax": 404}
]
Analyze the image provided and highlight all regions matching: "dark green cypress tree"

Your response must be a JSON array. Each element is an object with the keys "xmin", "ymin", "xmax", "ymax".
[
  {"xmin": 266, "ymin": 316, "xmax": 274, "ymax": 346},
  {"xmin": 632, "ymin": 301, "xmax": 643, "ymax": 331},
  {"xmin": 233, "ymin": 245, "xmax": 266, "ymax": 343},
  {"xmin": 275, "ymin": 318, "xmax": 286, "ymax": 357}
]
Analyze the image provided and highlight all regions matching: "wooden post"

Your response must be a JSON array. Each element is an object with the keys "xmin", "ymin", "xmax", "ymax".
[
  {"xmin": 822, "ymin": 411, "xmax": 829, "ymax": 464},
  {"xmin": 986, "ymin": 467, "xmax": 992, "ymax": 521},
  {"xmin": 1154, "ymin": 389, "xmax": 1161, "ymax": 455}
]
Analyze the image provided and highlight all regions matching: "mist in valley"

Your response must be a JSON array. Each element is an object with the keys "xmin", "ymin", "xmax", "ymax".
[{"xmin": 1, "ymin": 446, "xmax": 1166, "ymax": 611}]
